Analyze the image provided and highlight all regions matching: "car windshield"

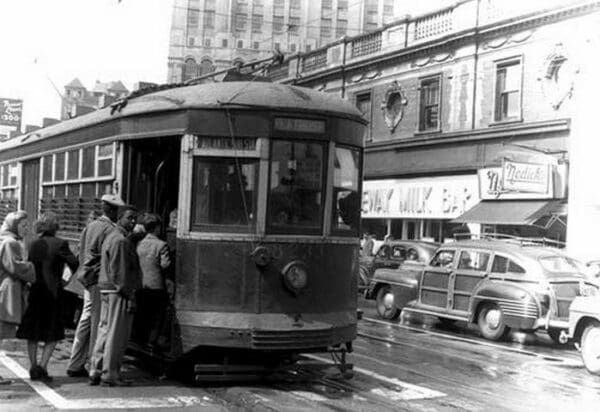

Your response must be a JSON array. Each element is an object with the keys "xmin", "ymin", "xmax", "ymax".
[{"xmin": 538, "ymin": 255, "xmax": 585, "ymax": 278}]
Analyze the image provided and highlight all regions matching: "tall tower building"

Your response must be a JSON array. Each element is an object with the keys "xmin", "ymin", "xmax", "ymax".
[{"xmin": 167, "ymin": 0, "xmax": 399, "ymax": 83}]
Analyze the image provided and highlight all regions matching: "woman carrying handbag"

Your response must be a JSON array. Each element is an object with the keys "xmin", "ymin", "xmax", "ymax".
[{"xmin": 0, "ymin": 210, "xmax": 36, "ymax": 385}]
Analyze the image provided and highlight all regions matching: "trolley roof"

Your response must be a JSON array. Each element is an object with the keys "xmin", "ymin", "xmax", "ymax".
[{"xmin": 0, "ymin": 82, "xmax": 366, "ymax": 153}]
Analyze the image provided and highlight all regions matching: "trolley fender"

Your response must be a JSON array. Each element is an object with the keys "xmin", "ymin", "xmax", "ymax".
[{"xmin": 469, "ymin": 280, "xmax": 539, "ymax": 324}]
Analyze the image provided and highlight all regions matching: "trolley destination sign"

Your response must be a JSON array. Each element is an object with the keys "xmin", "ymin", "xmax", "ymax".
[{"xmin": 196, "ymin": 137, "xmax": 257, "ymax": 151}]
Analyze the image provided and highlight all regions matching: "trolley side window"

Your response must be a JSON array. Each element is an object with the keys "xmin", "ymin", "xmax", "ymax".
[
  {"xmin": 331, "ymin": 146, "xmax": 360, "ymax": 235},
  {"xmin": 191, "ymin": 157, "xmax": 259, "ymax": 233},
  {"xmin": 267, "ymin": 140, "xmax": 325, "ymax": 234}
]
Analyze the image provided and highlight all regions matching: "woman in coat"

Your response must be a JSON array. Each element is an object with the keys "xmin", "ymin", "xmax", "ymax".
[
  {"xmin": 0, "ymin": 210, "xmax": 35, "ymax": 385},
  {"xmin": 17, "ymin": 212, "xmax": 78, "ymax": 381}
]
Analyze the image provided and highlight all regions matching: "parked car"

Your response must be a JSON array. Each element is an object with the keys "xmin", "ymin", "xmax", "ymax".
[
  {"xmin": 358, "ymin": 240, "xmax": 438, "ymax": 291},
  {"xmin": 567, "ymin": 296, "xmax": 600, "ymax": 375},
  {"xmin": 365, "ymin": 238, "xmax": 599, "ymax": 342}
]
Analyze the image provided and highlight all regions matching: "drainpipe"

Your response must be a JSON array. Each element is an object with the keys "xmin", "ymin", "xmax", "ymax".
[
  {"xmin": 471, "ymin": 0, "xmax": 481, "ymax": 131},
  {"xmin": 341, "ymin": 37, "xmax": 348, "ymax": 98}
]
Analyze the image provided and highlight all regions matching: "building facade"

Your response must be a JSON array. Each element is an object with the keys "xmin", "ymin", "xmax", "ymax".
[
  {"xmin": 61, "ymin": 79, "xmax": 129, "ymax": 120},
  {"xmin": 167, "ymin": 0, "xmax": 399, "ymax": 83},
  {"xmin": 267, "ymin": 0, "xmax": 600, "ymax": 251}
]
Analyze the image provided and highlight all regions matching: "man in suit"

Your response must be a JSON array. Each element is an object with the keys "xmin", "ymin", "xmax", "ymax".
[{"xmin": 66, "ymin": 194, "xmax": 124, "ymax": 378}]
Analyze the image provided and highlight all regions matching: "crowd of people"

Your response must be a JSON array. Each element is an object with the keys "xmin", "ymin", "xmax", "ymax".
[{"xmin": 0, "ymin": 194, "xmax": 173, "ymax": 387}]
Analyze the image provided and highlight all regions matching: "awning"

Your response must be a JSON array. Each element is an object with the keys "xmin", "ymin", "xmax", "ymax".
[{"xmin": 452, "ymin": 200, "xmax": 567, "ymax": 228}]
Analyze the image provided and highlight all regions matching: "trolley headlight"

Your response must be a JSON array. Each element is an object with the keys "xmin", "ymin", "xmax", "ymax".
[{"xmin": 281, "ymin": 261, "xmax": 308, "ymax": 295}]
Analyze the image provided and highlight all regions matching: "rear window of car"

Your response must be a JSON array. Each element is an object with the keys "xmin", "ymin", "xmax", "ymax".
[
  {"xmin": 539, "ymin": 255, "xmax": 582, "ymax": 274},
  {"xmin": 491, "ymin": 255, "xmax": 525, "ymax": 274}
]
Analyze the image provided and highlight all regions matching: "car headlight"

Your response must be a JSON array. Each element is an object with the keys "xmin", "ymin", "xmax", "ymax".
[{"xmin": 281, "ymin": 261, "xmax": 308, "ymax": 295}]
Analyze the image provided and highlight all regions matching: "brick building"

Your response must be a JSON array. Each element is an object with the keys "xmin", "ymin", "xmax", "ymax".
[
  {"xmin": 268, "ymin": 0, "xmax": 600, "ymax": 248},
  {"xmin": 61, "ymin": 78, "xmax": 129, "ymax": 120}
]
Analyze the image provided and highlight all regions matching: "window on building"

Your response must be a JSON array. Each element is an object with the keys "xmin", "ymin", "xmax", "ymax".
[
  {"xmin": 495, "ymin": 58, "xmax": 522, "ymax": 122},
  {"xmin": 237, "ymin": 40, "xmax": 244, "ymax": 48},
  {"xmin": 222, "ymin": 38, "xmax": 229, "ymax": 47},
  {"xmin": 273, "ymin": 15, "xmax": 284, "ymax": 32},
  {"xmin": 199, "ymin": 58, "xmax": 215, "ymax": 75},
  {"xmin": 384, "ymin": 0, "xmax": 394, "ymax": 15},
  {"xmin": 306, "ymin": 44, "xmax": 312, "ymax": 52},
  {"xmin": 204, "ymin": 38, "xmax": 211, "ymax": 47},
  {"xmin": 274, "ymin": 0, "xmax": 284, "ymax": 5},
  {"xmin": 290, "ymin": 0, "xmax": 301, "ymax": 10},
  {"xmin": 204, "ymin": 10, "xmax": 215, "ymax": 29},
  {"xmin": 188, "ymin": 37, "xmax": 195, "ymax": 46},
  {"xmin": 183, "ymin": 57, "xmax": 198, "ymax": 82},
  {"xmin": 253, "ymin": 41, "xmax": 259, "ymax": 49},
  {"xmin": 288, "ymin": 17, "xmax": 300, "ymax": 33},
  {"xmin": 321, "ymin": 18, "xmax": 332, "ymax": 38},
  {"xmin": 187, "ymin": 9, "xmax": 200, "ymax": 29},
  {"xmin": 338, "ymin": 0, "xmax": 348, "ymax": 11},
  {"xmin": 336, "ymin": 19, "xmax": 347, "ymax": 37},
  {"xmin": 355, "ymin": 91, "xmax": 372, "ymax": 142},
  {"xmin": 235, "ymin": 13, "xmax": 247, "ymax": 31},
  {"xmin": 419, "ymin": 76, "xmax": 441, "ymax": 131},
  {"xmin": 290, "ymin": 43, "xmax": 297, "ymax": 53},
  {"xmin": 205, "ymin": 0, "xmax": 216, "ymax": 8},
  {"xmin": 252, "ymin": 14, "xmax": 263, "ymax": 32},
  {"xmin": 366, "ymin": 22, "xmax": 378, "ymax": 31},
  {"xmin": 274, "ymin": 42, "xmax": 281, "ymax": 50},
  {"xmin": 322, "ymin": 0, "xmax": 332, "ymax": 9}
]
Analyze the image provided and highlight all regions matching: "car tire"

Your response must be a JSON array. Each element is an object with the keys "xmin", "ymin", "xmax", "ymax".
[
  {"xmin": 376, "ymin": 285, "xmax": 400, "ymax": 320},
  {"xmin": 477, "ymin": 302, "xmax": 510, "ymax": 341},
  {"xmin": 581, "ymin": 323, "xmax": 600, "ymax": 375},
  {"xmin": 547, "ymin": 328, "xmax": 568, "ymax": 345}
]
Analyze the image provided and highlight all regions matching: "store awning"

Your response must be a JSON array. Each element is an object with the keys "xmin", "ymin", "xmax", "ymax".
[{"xmin": 452, "ymin": 200, "xmax": 567, "ymax": 228}]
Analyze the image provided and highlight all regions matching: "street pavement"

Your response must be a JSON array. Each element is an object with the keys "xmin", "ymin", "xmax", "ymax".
[{"xmin": 0, "ymin": 297, "xmax": 598, "ymax": 411}]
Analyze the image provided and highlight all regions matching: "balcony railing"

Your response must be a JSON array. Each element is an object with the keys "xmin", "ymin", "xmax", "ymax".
[
  {"xmin": 351, "ymin": 31, "xmax": 382, "ymax": 58},
  {"xmin": 300, "ymin": 49, "xmax": 328, "ymax": 72},
  {"xmin": 414, "ymin": 8, "xmax": 453, "ymax": 40}
]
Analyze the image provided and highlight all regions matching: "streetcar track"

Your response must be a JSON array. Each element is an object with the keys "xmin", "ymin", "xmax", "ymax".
[
  {"xmin": 361, "ymin": 316, "xmax": 579, "ymax": 364},
  {"xmin": 354, "ymin": 330, "xmax": 593, "ymax": 393}
]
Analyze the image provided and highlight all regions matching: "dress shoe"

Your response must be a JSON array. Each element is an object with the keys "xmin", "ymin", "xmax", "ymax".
[
  {"xmin": 29, "ymin": 365, "xmax": 43, "ymax": 381},
  {"xmin": 67, "ymin": 368, "xmax": 89, "ymax": 378},
  {"xmin": 40, "ymin": 368, "xmax": 53, "ymax": 383},
  {"xmin": 89, "ymin": 374, "xmax": 101, "ymax": 386},
  {"xmin": 100, "ymin": 378, "xmax": 133, "ymax": 387}
]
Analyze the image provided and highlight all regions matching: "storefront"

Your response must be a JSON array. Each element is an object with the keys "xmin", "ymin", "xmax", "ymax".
[
  {"xmin": 453, "ymin": 159, "xmax": 568, "ymax": 243},
  {"xmin": 362, "ymin": 174, "xmax": 479, "ymax": 242}
]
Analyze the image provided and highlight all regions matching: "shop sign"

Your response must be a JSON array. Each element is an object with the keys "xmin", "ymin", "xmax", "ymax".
[
  {"xmin": 362, "ymin": 175, "xmax": 479, "ymax": 219},
  {"xmin": 479, "ymin": 162, "xmax": 553, "ymax": 200},
  {"xmin": 0, "ymin": 98, "xmax": 22, "ymax": 128}
]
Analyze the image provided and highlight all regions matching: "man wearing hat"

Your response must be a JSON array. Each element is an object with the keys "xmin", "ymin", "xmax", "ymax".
[{"xmin": 66, "ymin": 194, "xmax": 124, "ymax": 378}]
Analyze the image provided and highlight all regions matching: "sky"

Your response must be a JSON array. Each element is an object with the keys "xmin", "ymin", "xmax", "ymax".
[{"xmin": 0, "ymin": 0, "xmax": 173, "ymax": 128}]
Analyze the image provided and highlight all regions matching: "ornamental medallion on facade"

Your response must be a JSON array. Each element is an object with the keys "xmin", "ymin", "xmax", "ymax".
[
  {"xmin": 380, "ymin": 81, "xmax": 407, "ymax": 133},
  {"xmin": 538, "ymin": 43, "xmax": 579, "ymax": 110}
]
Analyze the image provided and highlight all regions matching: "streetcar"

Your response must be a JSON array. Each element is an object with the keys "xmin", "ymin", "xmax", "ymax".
[{"xmin": 0, "ymin": 78, "xmax": 365, "ymax": 378}]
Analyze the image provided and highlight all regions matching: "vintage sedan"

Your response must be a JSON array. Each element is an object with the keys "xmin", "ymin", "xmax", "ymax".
[
  {"xmin": 358, "ymin": 240, "xmax": 438, "ymax": 291},
  {"xmin": 567, "ymin": 296, "xmax": 600, "ymax": 375},
  {"xmin": 365, "ymin": 239, "xmax": 599, "ymax": 342}
]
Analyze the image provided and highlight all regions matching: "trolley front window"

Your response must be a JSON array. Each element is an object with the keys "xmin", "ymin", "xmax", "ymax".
[
  {"xmin": 331, "ymin": 147, "xmax": 360, "ymax": 235},
  {"xmin": 191, "ymin": 157, "xmax": 258, "ymax": 233},
  {"xmin": 267, "ymin": 140, "xmax": 325, "ymax": 234}
]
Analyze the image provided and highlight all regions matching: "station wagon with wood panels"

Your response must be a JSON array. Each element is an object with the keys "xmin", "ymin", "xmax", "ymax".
[{"xmin": 365, "ymin": 238, "xmax": 599, "ymax": 342}]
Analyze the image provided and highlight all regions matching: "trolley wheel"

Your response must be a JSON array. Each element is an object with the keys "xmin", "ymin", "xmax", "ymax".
[
  {"xmin": 375, "ymin": 286, "xmax": 400, "ymax": 320},
  {"xmin": 581, "ymin": 323, "xmax": 600, "ymax": 375},
  {"xmin": 547, "ymin": 328, "xmax": 568, "ymax": 345},
  {"xmin": 477, "ymin": 302, "xmax": 510, "ymax": 341}
]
